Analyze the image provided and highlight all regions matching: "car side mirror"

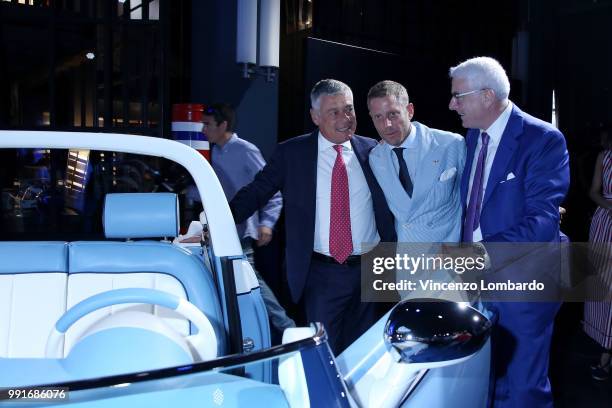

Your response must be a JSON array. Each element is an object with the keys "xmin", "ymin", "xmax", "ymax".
[{"xmin": 384, "ymin": 299, "xmax": 491, "ymax": 367}]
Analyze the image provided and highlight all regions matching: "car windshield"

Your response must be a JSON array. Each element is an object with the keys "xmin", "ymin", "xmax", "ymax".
[{"xmin": 1, "ymin": 148, "xmax": 199, "ymax": 241}]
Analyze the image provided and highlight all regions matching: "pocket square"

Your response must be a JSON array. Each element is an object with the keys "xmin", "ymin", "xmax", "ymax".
[
  {"xmin": 439, "ymin": 167, "xmax": 457, "ymax": 181},
  {"xmin": 506, "ymin": 172, "xmax": 516, "ymax": 181}
]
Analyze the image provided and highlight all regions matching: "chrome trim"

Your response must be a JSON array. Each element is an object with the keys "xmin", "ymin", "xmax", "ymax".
[
  {"xmin": 398, "ymin": 369, "xmax": 429, "ymax": 405},
  {"xmin": 7, "ymin": 323, "xmax": 330, "ymax": 393},
  {"xmin": 242, "ymin": 338, "xmax": 255, "ymax": 353},
  {"xmin": 312, "ymin": 322, "xmax": 328, "ymax": 345}
]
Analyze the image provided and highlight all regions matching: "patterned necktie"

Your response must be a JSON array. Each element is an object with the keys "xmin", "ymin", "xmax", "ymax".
[
  {"xmin": 393, "ymin": 147, "xmax": 413, "ymax": 197},
  {"xmin": 463, "ymin": 132, "xmax": 490, "ymax": 242},
  {"xmin": 329, "ymin": 145, "xmax": 353, "ymax": 263}
]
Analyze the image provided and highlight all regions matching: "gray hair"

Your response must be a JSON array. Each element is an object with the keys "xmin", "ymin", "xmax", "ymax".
[
  {"xmin": 367, "ymin": 80, "xmax": 409, "ymax": 107},
  {"xmin": 449, "ymin": 57, "xmax": 510, "ymax": 101},
  {"xmin": 310, "ymin": 79, "xmax": 353, "ymax": 111}
]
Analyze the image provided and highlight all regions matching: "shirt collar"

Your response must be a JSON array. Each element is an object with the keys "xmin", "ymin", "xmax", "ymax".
[
  {"xmin": 317, "ymin": 131, "xmax": 353, "ymax": 152},
  {"xmin": 384, "ymin": 121, "xmax": 417, "ymax": 152},
  {"xmin": 215, "ymin": 133, "xmax": 238, "ymax": 151},
  {"xmin": 482, "ymin": 101, "xmax": 512, "ymax": 145}
]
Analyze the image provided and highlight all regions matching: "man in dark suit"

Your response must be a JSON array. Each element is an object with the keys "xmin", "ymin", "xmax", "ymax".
[
  {"xmin": 449, "ymin": 57, "xmax": 570, "ymax": 407},
  {"xmin": 230, "ymin": 79, "xmax": 396, "ymax": 353}
]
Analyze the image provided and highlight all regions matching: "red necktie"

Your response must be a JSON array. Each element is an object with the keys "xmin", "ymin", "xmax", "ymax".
[{"xmin": 329, "ymin": 145, "xmax": 353, "ymax": 263}]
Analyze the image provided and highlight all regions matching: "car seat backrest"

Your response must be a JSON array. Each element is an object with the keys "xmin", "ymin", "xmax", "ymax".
[
  {"xmin": 0, "ymin": 242, "xmax": 68, "ymax": 358},
  {"xmin": 0, "ymin": 193, "xmax": 225, "ymax": 358}
]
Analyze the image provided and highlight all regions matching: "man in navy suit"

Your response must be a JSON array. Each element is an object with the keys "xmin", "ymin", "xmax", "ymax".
[
  {"xmin": 230, "ymin": 79, "xmax": 396, "ymax": 353},
  {"xmin": 449, "ymin": 57, "xmax": 570, "ymax": 407}
]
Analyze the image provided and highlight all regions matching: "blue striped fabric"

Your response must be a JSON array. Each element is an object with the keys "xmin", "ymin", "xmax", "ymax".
[{"xmin": 584, "ymin": 149, "xmax": 612, "ymax": 350}]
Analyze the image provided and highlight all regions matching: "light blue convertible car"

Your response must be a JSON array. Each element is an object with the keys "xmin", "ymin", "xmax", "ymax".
[{"xmin": 0, "ymin": 131, "xmax": 491, "ymax": 407}]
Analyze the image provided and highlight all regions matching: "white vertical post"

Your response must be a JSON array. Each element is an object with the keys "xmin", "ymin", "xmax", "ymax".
[
  {"xmin": 259, "ymin": 0, "xmax": 280, "ymax": 68},
  {"xmin": 236, "ymin": 0, "xmax": 258, "ymax": 70}
]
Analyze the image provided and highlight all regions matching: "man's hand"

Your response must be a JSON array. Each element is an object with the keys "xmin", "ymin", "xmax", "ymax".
[
  {"xmin": 439, "ymin": 243, "xmax": 474, "ymax": 259},
  {"xmin": 440, "ymin": 242, "xmax": 491, "ymax": 271},
  {"xmin": 179, "ymin": 235, "xmax": 201, "ymax": 243},
  {"xmin": 559, "ymin": 206, "xmax": 566, "ymax": 223},
  {"xmin": 256, "ymin": 226, "xmax": 273, "ymax": 247}
]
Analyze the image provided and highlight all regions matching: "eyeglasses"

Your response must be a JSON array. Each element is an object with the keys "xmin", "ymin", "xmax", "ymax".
[{"xmin": 450, "ymin": 89, "xmax": 487, "ymax": 101}]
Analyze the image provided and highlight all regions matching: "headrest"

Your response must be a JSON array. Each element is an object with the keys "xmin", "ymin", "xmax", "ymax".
[{"xmin": 103, "ymin": 193, "xmax": 179, "ymax": 239}]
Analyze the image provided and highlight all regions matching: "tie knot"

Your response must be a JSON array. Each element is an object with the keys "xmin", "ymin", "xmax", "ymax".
[
  {"xmin": 333, "ymin": 144, "xmax": 343, "ymax": 154},
  {"xmin": 393, "ymin": 147, "xmax": 405, "ymax": 158},
  {"xmin": 481, "ymin": 132, "xmax": 490, "ymax": 146}
]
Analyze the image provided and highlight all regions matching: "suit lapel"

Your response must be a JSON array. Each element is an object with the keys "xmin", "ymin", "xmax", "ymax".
[
  {"xmin": 369, "ymin": 143, "xmax": 414, "ymax": 216},
  {"xmin": 350, "ymin": 135, "xmax": 370, "ymax": 169},
  {"xmin": 482, "ymin": 106, "xmax": 522, "ymax": 206},
  {"xmin": 410, "ymin": 123, "xmax": 441, "ymax": 209},
  {"xmin": 351, "ymin": 135, "xmax": 382, "ymax": 205},
  {"xmin": 303, "ymin": 130, "xmax": 319, "ymax": 213},
  {"xmin": 461, "ymin": 129, "xmax": 479, "ymax": 208}
]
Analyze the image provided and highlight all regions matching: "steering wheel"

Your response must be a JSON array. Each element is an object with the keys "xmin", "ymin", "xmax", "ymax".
[{"xmin": 46, "ymin": 288, "xmax": 217, "ymax": 362}]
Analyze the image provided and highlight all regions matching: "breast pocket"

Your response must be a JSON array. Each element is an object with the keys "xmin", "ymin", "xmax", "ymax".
[
  {"xmin": 429, "ymin": 173, "xmax": 456, "ymax": 203},
  {"xmin": 498, "ymin": 177, "xmax": 521, "ymax": 190},
  {"xmin": 439, "ymin": 167, "xmax": 457, "ymax": 182},
  {"xmin": 496, "ymin": 177, "xmax": 523, "ymax": 201}
]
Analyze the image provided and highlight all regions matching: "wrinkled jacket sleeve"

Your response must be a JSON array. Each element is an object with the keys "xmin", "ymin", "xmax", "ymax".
[
  {"xmin": 242, "ymin": 147, "xmax": 283, "ymax": 228},
  {"xmin": 230, "ymin": 143, "xmax": 286, "ymax": 225}
]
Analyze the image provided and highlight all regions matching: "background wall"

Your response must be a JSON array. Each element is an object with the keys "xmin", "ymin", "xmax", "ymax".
[{"xmin": 191, "ymin": 0, "xmax": 279, "ymax": 158}]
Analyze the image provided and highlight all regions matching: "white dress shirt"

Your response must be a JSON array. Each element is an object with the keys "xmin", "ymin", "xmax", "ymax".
[
  {"xmin": 467, "ymin": 101, "xmax": 513, "ymax": 241},
  {"xmin": 314, "ymin": 132, "xmax": 380, "ymax": 255}
]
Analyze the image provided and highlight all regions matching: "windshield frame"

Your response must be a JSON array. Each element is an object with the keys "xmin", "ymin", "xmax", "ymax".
[{"xmin": 2, "ymin": 324, "xmax": 327, "ymax": 393}]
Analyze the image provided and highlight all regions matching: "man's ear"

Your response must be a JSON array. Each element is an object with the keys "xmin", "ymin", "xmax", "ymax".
[
  {"xmin": 219, "ymin": 120, "xmax": 228, "ymax": 132},
  {"xmin": 407, "ymin": 103, "xmax": 415, "ymax": 120},
  {"xmin": 483, "ymin": 89, "xmax": 496, "ymax": 107},
  {"xmin": 310, "ymin": 108, "xmax": 320, "ymax": 126}
]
